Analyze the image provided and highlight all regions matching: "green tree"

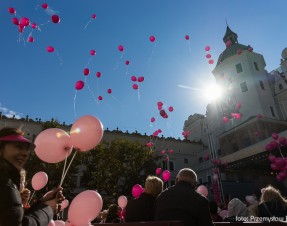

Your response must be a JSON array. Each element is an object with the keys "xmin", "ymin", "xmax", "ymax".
[{"xmin": 80, "ymin": 138, "xmax": 159, "ymax": 207}]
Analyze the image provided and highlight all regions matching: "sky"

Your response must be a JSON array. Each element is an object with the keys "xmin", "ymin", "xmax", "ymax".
[{"xmin": 0, "ymin": 0, "xmax": 286, "ymax": 139}]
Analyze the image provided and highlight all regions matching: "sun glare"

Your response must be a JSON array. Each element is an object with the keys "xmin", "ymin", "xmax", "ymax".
[{"xmin": 202, "ymin": 84, "xmax": 223, "ymax": 102}]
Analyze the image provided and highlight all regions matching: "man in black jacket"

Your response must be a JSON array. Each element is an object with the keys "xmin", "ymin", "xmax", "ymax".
[{"xmin": 154, "ymin": 168, "xmax": 214, "ymax": 226}]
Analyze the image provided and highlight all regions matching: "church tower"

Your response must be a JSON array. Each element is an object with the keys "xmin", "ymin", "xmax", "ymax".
[{"xmin": 211, "ymin": 26, "xmax": 278, "ymax": 129}]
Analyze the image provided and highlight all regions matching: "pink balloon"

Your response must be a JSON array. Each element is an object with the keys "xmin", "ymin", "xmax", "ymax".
[
  {"xmin": 149, "ymin": 35, "xmax": 155, "ymax": 42},
  {"xmin": 92, "ymin": 14, "xmax": 96, "ymax": 19},
  {"xmin": 31, "ymin": 171, "xmax": 48, "ymax": 190},
  {"xmin": 132, "ymin": 84, "xmax": 139, "ymax": 90},
  {"xmin": 41, "ymin": 3, "xmax": 48, "ymax": 9},
  {"xmin": 68, "ymin": 190, "xmax": 103, "ymax": 225},
  {"xmin": 75, "ymin": 80, "xmax": 84, "ymax": 90},
  {"xmin": 118, "ymin": 195, "xmax": 128, "ymax": 208},
  {"xmin": 168, "ymin": 106, "xmax": 174, "ymax": 112},
  {"xmin": 137, "ymin": 77, "xmax": 144, "ymax": 82},
  {"xmin": 225, "ymin": 40, "xmax": 232, "ymax": 47},
  {"xmin": 197, "ymin": 185, "xmax": 208, "ymax": 197},
  {"xmin": 162, "ymin": 170, "xmax": 170, "ymax": 182},
  {"xmin": 61, "ymin": 199, "xmax": 69, "ymax": 210},
  {"xmin": 206, "ymin": 54, "xmax": 211, "ymax": 59},
  {"xmin": 205, "ymin": 46, "xmax": 210, "ymax": 51},
  {"xmin": 125, "ymin": 60, "xmax": 130, "ymax": 65},
  {"xmin": 12, "ymin": 17, "xmax": 19, "ymax": 25},
  {"xmin": 28, "ymin": 37, "xmax": 34, "ymax": 43},
  {"xmin": 150, "ymin": 117, "xmax": 155, "ymax": 123},
  {"xmin": 70, "ymin": 115, "xmax": 104, "ymax": 152},
  {"xmin": 156, "ymin": 168, "xmax": 162, "ymax": 175},
  {"xmin": 8, "ymin": 7, "xmax": 16, "ymax": 14},
  {"xmin": 20, "ymin": 17, "xmax": 30, "ymax": 27},
  {"xmin": 208, "ymin": 59, "xmax": 214, "ymax": 64},
  {"xmin": 51, "ymin": 15, "xmax": 60, "ymax": 23},
  {"xmin": 96, "ymin": 71, "xmax": 101, "ymax": 78},
  {"xmin": 83, "ymin": 68, "xmax": 90, "ymax": 76},
  {"xmin": 31, "ymin": 23, "xmax": 37, "ymax": 29},
  {"xmin": 107, "ymin": 89, "xmax": 112, "ymax": 94},
  {"xmin": 34, "ymin": 128, "xmax": 73, "ymax": 163},
  {"xmin": 46, "ymin": 46, "xmax": 55, "ymax": 53},
  {"xmin": 185, "ymin": 35, "xmax": 189, "ymax": 40},
  {"xmin": 90, "ymin": 50, "xmax": 96, "ymax": 55},
  {"xmin": 48, "ymin": 220, "xmax": 55, "ymax": 226},
  {"xmin": 118, "ymin": 45, "xmax": 124, "ymax": 52},
  {"xmin": 272, "ymin": 133, "xmax": 279, "ymax": 140},
  {"xmin": 132, "ymin": 184, "xmax": 143, "ymax": 198},
  {"xmin": 98, "ymin": 96, "xmax": 103, "ymax": 100},
  {"xmin": 54, "ymin": 220, "xmax": 66, "ymax": 226},
  {"xmin": 131, "ymin": 76, "xmax": 137, "ymax": 81}
]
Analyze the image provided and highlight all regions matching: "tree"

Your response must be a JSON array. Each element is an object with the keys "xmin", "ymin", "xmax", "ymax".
[{"xmin": 80, "ymin": 138, "xmax": 159, "ymax": 207}]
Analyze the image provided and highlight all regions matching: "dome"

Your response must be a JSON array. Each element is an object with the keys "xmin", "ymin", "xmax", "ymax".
[{"xmin": 281, "ymin": 48, "xmax": 287, "ymax": 60}]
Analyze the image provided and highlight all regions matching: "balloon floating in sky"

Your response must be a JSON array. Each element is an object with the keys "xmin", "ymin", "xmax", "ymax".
[
  {"xmin": 150, "ymin": 117, "xmax": 155, "ymax": 123},
  {"xmin": 83, "ymin": 68, "xmax": 90, "ymax": 76},
  {"xmin": 206, "ymin": 54, "xmax": 211, "ymax": 59},
  {"xmin": 90, "ymin": 50, "xmax": 96, "ymax": 55},
  {"xmin": 12, "ymin": 18, "xmax": 19, "ymax": 25},
  {"xmin": 41, "ymin": 3, "xmax": 48, "ymax": 9},
  {"xmin": 96, "ymin": 72, "xmax": 101, "ymax": 78},
  {"xmin": 46, "ymin": 46, "xmax": 55, "ymax": 53},
  {"xmin": 28, "ymin": 36, "xmax": 34, "ymax": 43},
  {"xmin": 98, "ymin": 96, "xmax": 103, "ymax": 100},
  {"xmin": 137, "ymin": 77, "xmax": 144, "ymax": 82},
  {"xmin": 132, "ymin": 84, "xmax": 139, "ymax": 90},
  {"xmin": 107, "ymin": 89, "xmax": 112, "ymax": 94},
  {"xmin": 205, "ymin": 46, "xmax": 210, "ymax": 51},
  {"xmin": 31, "ymin": 23, "xmax": 37, "ymax": 29},
  {"xmin": 8, "ymin": 7, "xmax": 16, "ymax": 14},
  {"xmin": 92, "ymin": 14, "xmax": 96, "ymax": 19},
  {"xmin": 20, "ymin": 17, "xmax": 30, "ymax": 27},
  {"xmin": 149, "ymin": 35, "xmax": 155, "ymax": 42},
  {"xmin": 185, "ymin": 35, "xmax": 189, "ymax": 40},
  {"xmin": 168, "ymin": 106, "xmax": 174, "ymax": 112},
  {"xmin": 75, "ymin": 80, "xmax": 84, "ymax": 90},
  {"xmin": 125, "ymin": 60, "xmax": 130, "ymax": 65},
  {"xmin": 208, "ymin": 59, "xmax": 214, "ymax": 64},
  {"xmin": 118, "ymin": 45, "xmax": 124, "ymax": 52},
  {"xmin": 131, "ymin": 76, "xmax": 137, "ymax": 82},
  {"xmin": 51, "ymin": 15, "xmax": 60, "ymax": 24}
]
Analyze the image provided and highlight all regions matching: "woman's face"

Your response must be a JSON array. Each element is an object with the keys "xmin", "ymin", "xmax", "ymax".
[{"xmin": 0, "ymin": 142, "xmax": 30, "ymax": 170}]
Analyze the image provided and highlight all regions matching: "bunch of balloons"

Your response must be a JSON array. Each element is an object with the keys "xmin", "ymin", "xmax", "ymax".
[
  {"xmin": 204, "ymin": 46, "xmax": 214, "ymax": 65},
  {"xmin": 265, "ymin": 133, "xmax": 287, "ymax": 181},
  {"xmin": 131, "ymin": 75, "xmax": 145, "ymax": 90},
  {"xmin": 182, "ymin": 130, "xmax": 190, "ymax": 139}
]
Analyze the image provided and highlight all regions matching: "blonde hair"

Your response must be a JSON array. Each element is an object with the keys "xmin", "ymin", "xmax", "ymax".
[
  {"xmin": 260, "ymin": 185, "xmax": 287, "ymax": 206},
  {"xmin": 144, "ymin": 175, "xmax": 163, "ymax": 197}
]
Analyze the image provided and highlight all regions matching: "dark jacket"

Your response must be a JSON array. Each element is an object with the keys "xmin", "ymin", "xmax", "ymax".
[
  {"xmin": 125, "ymin": 192, "xmax": 157, "ymax": 222},
  {"xmin": 154, "ymin": 181, "xmax": 214, "ymax": 226},
  {"xmin": 0, "ymin": 158, "xmax": 53, "ymax": 226},
  {"xmin": 257, "ymin": 200, "xmax": 287, "ymax": 218}
]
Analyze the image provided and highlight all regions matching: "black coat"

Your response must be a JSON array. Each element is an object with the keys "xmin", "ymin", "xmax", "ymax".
[
  {"xmin": 257, "ymin": 200, "xmax": 287, "ymax": 218},
  {"xmin": 154, "ymin": 181, "xmax": 214, "ymax": 226},
  {"xmin": 0, "ymin": 158, "xmax": 53, "ymax": 226},
  {"xmin": 125, "ymin": 192, "xmax": 157, "ymax": 222}
]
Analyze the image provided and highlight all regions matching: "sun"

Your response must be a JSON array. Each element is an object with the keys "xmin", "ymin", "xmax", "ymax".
[{"xmin": 202, "ymin": 84, "xmax": 224, "ymax": 102}]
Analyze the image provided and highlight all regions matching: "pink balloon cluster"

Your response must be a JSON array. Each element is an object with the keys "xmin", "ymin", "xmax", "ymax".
[
  {"xmin": 156, "ymin": 101, "xmax": 174, "ymax": 119},
  {"xmin": 130, "ymin": 75, "xmax": 145, "ymax": 90},
  {"xmin": 265, "ymin": 133, "xmax": 287, "ymax": 181},
  {"xmin": 34, "ymin": 115, "xmax": 104, "ymax": 164},
  {"xmin": 204, "ymin": 46, "xmax": 214, "ymax": 65},
  {"xmin": 152, "ymin": 129, "xmax": 162, "ymax": 137}
]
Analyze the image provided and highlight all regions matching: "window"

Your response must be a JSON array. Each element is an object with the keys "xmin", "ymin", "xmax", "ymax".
[
  {"xmin": 270, "ymin": 106, "xmax": 275, "ymax": 117},
  {"xmin": 169, "ymin": 161, "xmax": 175, "ymax": 171},
  {"xmin": 236, "ymin": 63, "xmax": 243, "ymax": 73},
  {"xmin": 259, "ymin": 80, "xmax": 265, "ymax": 90},
  {"xmin": 184, "ymin": 158, "xmax": 188, "ymax": 164},
  {"xmin": 254, "ymin": 62, "xmax": 259, "ymax": 71},
  {"xmin": 232, "ymin": 143, "xmax": 239, "ymax": 152},
  {"xmin": 240, "ymin": 82, "xmax": 248, "ymax": 92},
  {"xmin": 279, "ymin": 84, "xmax": 283, "ymax": 90}
]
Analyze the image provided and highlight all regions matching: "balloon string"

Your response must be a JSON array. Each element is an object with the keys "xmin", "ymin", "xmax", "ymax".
[
  {"xmin": 148, "ymin": 43, "xmax": 157, "ymax": 68},
  {"xmin": 278, "ymin": 146, "xmax": 284, "ymax": 158},
  {"xmin": 73, "ymin": 90, "xmax": 77, "ymax": 118},
  {"xmin": 59, "ymin": 151, "xmax": 69, "ymax": 187},
  {"xmin": 84, "ymin": 19, "xmax": 92, "ymax": 30},
  {"xmin": 187, "ymin": 41, "xmax": 192, "ymax": 56},
  {"xmin": 59, "ymin": 150, "xmax": 77, "ymax": 187},
  {"xmin": 55, "ymin": 50, "xmax": 63, "ymax": 65},
  {"xmin": 85, "ymin": 77, "xmax": 98, "ymax": 104},
  {"xmin": 137, "ymin": 89, "xmax": 140, "ymax": 102},
  {"xmin": 27, "ymin": 190, "xmax": 36, "ymax": 205}
]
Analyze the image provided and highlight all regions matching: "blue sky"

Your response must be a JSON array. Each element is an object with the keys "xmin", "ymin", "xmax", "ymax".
[{"xmin": 0, "ymin": 0, "xmax": 286, "ymax": 139}]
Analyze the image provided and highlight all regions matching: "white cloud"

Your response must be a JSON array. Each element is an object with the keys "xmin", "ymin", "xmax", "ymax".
[{"xmin": 0, "ymin": 104, "xmax": 23, "ymax": 119}]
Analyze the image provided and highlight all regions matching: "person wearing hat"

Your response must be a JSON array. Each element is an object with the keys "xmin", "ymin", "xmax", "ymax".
[{"xmin": 0, "ymin": 127, "xmax": 65, "ymax": 226}]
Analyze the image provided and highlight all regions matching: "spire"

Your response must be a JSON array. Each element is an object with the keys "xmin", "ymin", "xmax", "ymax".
[{"xmin": 223, "ymin": 26, "xmax": 238, "ymax": 44}]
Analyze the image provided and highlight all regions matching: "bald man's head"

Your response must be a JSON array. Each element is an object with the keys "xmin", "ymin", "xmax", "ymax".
[{"xmin": 176, "ymin": 168, "xmax": 197, "ymax": 188}]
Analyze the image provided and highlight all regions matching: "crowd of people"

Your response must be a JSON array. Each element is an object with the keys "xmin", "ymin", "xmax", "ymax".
[{"xmin": 0, "ymin": 126, "xmax": 287, "ymax": 226}]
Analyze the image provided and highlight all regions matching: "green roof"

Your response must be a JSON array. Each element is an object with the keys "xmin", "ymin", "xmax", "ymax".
[{"xmin": 217, "ymin": 43, "xmax": 249, "ymax": 66}]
